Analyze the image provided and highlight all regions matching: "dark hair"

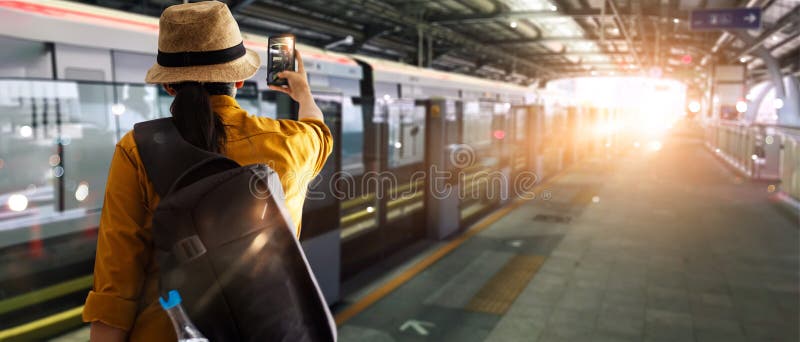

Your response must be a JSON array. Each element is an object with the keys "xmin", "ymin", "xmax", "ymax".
[{"xmin": 168, "ymin": 82, "xmax": 234, "ymax": 153}]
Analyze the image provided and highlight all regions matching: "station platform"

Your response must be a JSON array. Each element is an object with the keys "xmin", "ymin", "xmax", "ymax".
[{"xmin": 333, "ymin": 127, "xmax": 799, "ymax": 342}]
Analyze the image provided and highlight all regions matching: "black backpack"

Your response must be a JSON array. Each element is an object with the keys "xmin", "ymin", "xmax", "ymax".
[{"xmin": 134, "ymin": 118, "xmax": 336, "ymax": 341}]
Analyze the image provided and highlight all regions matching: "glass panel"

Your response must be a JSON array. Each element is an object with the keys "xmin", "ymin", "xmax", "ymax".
[
  {"xmin": 236, "ymin": 82, "xmax": 260, "ymax": 115},
  {"xmin": 258, "ymin": 90, "xmax": 277, "ymax": 119},
  {"xmin": 62, "ymin": 82, "xmax": 117, "ymax": 213},
  {"xmin": 303, "ymin": 98, "xmax": 341, "ymax": 213},
  {"xmin": 0, "ymin": 81, "xmax": 59, "ymax": 243},
  {"xmin": 156, "ymin": 86, "xmax": 173, "ymax": 118},
  {"xmin": 115, "ymin": 83, "xmax": 161, "ymax": 135},
  {"xmin": 462, "ymin": 101, "xmax": 492, "ymax": 147},
  {"xmin": 341, "ymin": 96, "xmax": 364, "ymax": 175},
  {"xmin": 0, "ymin": 80, "xmax": 109, "ymax": 329},
  {"xmin": 387, "ymin": 99, "xmax": 425, "ymax": 169}
]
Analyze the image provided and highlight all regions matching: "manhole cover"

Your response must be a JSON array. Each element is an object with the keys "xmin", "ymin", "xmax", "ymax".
[{"xmin": 532, "ymin": 214, "xmax": 571, "ymax": 223}]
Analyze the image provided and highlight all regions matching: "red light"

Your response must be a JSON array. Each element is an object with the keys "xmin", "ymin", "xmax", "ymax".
[
  {"xmin": 681, "ymin": 54, "xmax": 692, "ymax": 64},
  {"xmin": 493, "ymin": 130, "xmax": 506, "ymax": 140}
]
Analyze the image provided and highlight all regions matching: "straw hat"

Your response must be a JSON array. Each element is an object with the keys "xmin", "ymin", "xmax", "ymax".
[{"xmin": 145, "ymin": 1, "xmax": 261, "ymax": 84}]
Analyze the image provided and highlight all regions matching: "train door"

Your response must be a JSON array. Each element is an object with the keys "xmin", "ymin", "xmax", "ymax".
[
  {"xmin": 339, "ymin": 95, "xmax": 382, "ymax": 279},
  {"xmin": 528, "ymin": 105, "xmax": 546, "ymax": 179},
  {"xmin": 340, "ymin": 98, "xmax": 427, "ymax": 279},
  {"xmin": 586, "ymin": 107, "xmax": 596, "ymax": 159},
  {"xmin": 510, "ymin": 105, "xmax": 529, "ymax": 178},
  {"xmin": 424, "ymin": 98, "xmax": 461, "ymax": 239},
  {"xmin": 382, "ymin": 98, "xmax": 427, "ymax": 250},
  {"xmin": 277, "ymin": 90, "xmax": 343, "ymax": 304},
  {"xmin": 542, "ymin": 106, "xmax": 566, "ymax": 179},
  {"xmin": 492, "ymin": 102, "xmax": 512, "ymax": 205},
  {"xmin": 458, "ymin": 100, "xmax": 504, "ymax": 225},
  {"xmin": 564, "ymin": 106, "xmax": 579, "ymax": 166}
]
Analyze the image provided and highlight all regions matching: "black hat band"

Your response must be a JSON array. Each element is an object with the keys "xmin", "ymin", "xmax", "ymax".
[{"xmin": 157, "ymin": 41, "xmax": 246, "ymax": 67}]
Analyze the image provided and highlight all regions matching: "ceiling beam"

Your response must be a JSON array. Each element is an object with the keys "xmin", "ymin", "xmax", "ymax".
[
  {"xmin": 543, "ymin": 62, "xmax": 635, "ymax": 68},
  {"xmin": 325, "ymin": 0, "xmax": 556, "ymax": 78},
  {"xmin": 427, "ymin": 9, "xmax": 606, "ymax": 24},
  {"xmin": 521, "ymin": 51, "xmax": 634, "ymax": 57},
  {"xmin": 487, "ymin": 34, "xmax": 709, "ymax": 46},
  {"xmin": 490, "ymin": 36, "xmax": 628, "ymax": 44},
  {"xmin": 242, "ymin": 4, "xmax": 364, "ymax": 41},
  {"xmin": 606, "ymin": 0, "xmax": 643, "ymax": 68},
  {"xmin": 227, "ymin": 0, "xmax": 256, "ymax": 13}
]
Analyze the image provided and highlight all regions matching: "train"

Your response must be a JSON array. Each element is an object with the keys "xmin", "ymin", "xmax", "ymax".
[{"xmin": 0, "ymin": 0, "xmax": 615, "ymax": 338}]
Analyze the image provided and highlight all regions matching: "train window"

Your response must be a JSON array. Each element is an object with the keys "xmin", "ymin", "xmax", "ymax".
[
  {"xmin": 419, "ymin": 86, "xmax": 459, "ymax": 99},
  {"xmin": 64, "ymin": 68, "xmax": 105, "ymax": 82},
  {"xmin": 374, "ymin": 81, "xmax": 399, "ymax": 100},
  {"xmin": 462, "ymin": 101, "xmax": 492, "ymax": 147},
  {"xmin": 111, "ymin": 51, "xmax": 156, "ymax": 84},
  {"xmin": 0, "ymin": 36, "xmax": 53, "ymax": 78},
  {"xmin": 386, "ymin": 99, "xmax": 425, "ymax": 169}
]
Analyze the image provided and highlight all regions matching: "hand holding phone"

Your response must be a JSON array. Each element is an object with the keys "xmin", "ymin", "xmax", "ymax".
[
  {"xmin": 269, "ymin": 49, "xmax": 312, "ymax": 103},
  {"xmin": 267, "ymin": 35, "xmax": 321, "ymax": 121},
  {"xmin": 267, "ymin": 34, "xmax": 296, "ymax": 86}
]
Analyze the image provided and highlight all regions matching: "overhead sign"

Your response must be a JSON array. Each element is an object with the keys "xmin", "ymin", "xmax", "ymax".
[{"xmin": 690, "ymin": 8, "xmax": 761, "ymax": 30}]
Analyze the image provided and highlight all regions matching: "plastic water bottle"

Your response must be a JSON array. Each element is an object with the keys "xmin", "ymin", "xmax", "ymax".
[{"xmin": 159, "ymin": 290, "xmax": 209, "ymax": 342}]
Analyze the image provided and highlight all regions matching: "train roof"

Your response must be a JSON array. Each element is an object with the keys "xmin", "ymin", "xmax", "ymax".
[
  {"xmin": 354, "ymin": 54, "xmax": 531, "ymax": 95},
  {"xmin": 0, "ymin": 0, "xmax": 356, "ymax": 66},
  {"xmin": 0, "ymin": 0, "xmax": 531, "ymax": 94}
]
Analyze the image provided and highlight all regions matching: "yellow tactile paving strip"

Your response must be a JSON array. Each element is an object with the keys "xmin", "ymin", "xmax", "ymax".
[{"xmin": 465, "ymin": 255, "xmax": 546, "ymax": 315}]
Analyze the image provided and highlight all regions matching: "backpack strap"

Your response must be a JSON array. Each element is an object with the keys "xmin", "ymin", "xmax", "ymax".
[{"xmin": 133, "ymin": 118, "xmax": 222, "ymax": 198}]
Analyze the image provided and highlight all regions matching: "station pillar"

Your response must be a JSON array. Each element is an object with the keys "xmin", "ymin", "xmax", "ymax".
[
  {"xmin": 424, "ymin": 98, "xmax": 461, "ymax": 239},
  {"xmin": 528, "ymin": 105, "xmax": 545, "ymax": 181}
]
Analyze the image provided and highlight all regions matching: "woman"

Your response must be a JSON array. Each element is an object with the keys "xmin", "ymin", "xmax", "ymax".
[{"xmin": 81, "ymin": 2, "xmax": 332, "ymax": 341}]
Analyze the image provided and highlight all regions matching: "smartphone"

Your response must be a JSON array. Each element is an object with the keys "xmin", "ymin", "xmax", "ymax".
[{"xmin": 267, "ymin": 34, "xmax": 296, "ymax": 87}]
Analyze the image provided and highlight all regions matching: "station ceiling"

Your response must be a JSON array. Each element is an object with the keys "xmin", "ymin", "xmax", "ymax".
[{"xmin": 79, "ymin": 0, "xmax": 800, "ymax": 86}]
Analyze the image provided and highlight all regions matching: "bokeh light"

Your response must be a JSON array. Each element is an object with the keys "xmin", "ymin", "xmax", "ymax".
[
  {"xmin": 774, "ymin": 98, "xmax": 784, "ymax": 109},
  {"xmin": 49, "ymin": 155, "xmax": 61, "ymax": 167},
  {"xmin": 111, "ymin": 103, "xmax": 126, "ymax": 116},
  {"xmin": 735, "ymin": 101, "xmax": 747, "ymax": 113},
  {"xmin": 8, "ymin": 194, "xmax": 28, "ymax": 212},
  {"xmin": 75, "ymin": 182, "xmax": 89, "ymax": 202},
  {"xmin": 688, "ymin": 101, "xmax": 701, "ymax": 113},
  {"xmin": 19, "ymin": 125, "xmax": 32, "ymax": 138}
]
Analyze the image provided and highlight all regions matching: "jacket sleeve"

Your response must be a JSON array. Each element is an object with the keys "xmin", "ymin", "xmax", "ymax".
[
  {"xmin": 296, "ymin": 117, "xmax": 333, "ymax": 176},
  {"xmin": 82, "ymin": 142, "xmax": 153, "ymax": 331}
]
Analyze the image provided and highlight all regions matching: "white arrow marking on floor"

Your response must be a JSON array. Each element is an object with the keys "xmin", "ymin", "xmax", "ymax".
[
  {"xmin": 399, "ymin": 320, "xmax": 435, "ymax": 336},
  {"xmin": 509, "ymin": 240, "xmax": 523, "ymax": 248},
  {"xmin": 744, "ymin": 14, "xmax": 756, "ymax": 23}
]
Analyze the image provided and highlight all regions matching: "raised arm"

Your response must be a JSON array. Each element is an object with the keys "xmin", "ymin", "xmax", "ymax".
[{"xmin": 268, "ymin": 50, "xmax": 324, "ymax": 121}]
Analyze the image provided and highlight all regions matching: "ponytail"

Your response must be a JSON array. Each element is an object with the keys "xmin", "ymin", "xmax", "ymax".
[{"xmin": 169, "ymin": 82, "xmax": 228, "ymax": 153}]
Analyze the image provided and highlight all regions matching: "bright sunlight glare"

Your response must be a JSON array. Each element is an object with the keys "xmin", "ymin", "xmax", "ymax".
[{"xmin": 547, "ymin": 77, "xmax": 685, "ymax": 142}]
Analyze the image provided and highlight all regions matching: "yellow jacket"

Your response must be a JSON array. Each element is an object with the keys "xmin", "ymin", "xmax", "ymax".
[{"xmin": 82, "ymin": 95, "xmax": 332, "ymax": 341}]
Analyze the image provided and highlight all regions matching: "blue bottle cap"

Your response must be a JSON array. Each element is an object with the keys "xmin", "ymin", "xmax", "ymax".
[{"xmin": 159, "ymin": 290, "xmax": 182, "ymax": 310}]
